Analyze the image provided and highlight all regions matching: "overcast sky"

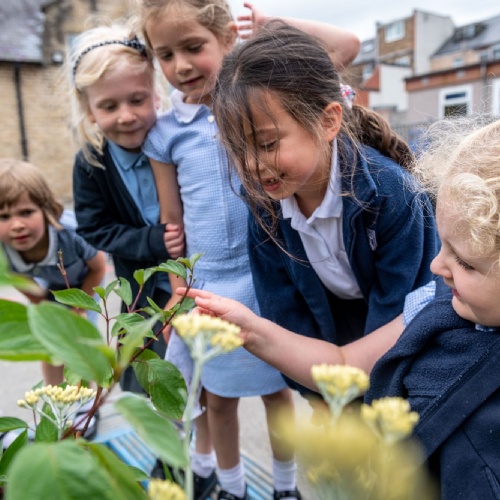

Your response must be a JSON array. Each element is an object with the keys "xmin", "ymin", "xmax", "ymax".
[{"xmin": 228, "ymin": 0, "xmax": 500, "ymax": 41}]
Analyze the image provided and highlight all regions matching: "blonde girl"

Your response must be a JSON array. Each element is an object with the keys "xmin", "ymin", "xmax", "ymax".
[
  {"xmin": 134, "ymin": 1, "xmax": 360, "ymax": 498},
  {"xmin": 183, "ymin": 116, "xmax": 500, "ymax": 500},
  {"xmin": 69, "ymin": 20, "xmax": 183, "ymax": 393},
  {"xmin": 0, "ymin": 158, "xmax": 106, "ymax": 389}
]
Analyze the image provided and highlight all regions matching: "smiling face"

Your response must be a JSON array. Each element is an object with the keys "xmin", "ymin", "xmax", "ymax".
[
  {"xmin": 430, "ymin": 196, "xmax": 500, "ymax": 327},
  {"xmin": 0, "ymin": 191, "xmax": 48, "ymax": 262},
  {"xmin": 146, "ymin": 14, "xmax": 234, "ymax": 106},
  {"xmin": 85, "ymin": 60, "xmax": 157, "ymax": 151},
  {"xmin": 241, "ymin": 93, "xmax": 341, "ymax": 213}
]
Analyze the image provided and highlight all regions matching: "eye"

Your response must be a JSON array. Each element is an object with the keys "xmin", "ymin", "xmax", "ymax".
[
  {"xmin": 156, "ymin": 50, "xmax": 173, "ymax": 61},
  {"xmin": 19, "ymin": 209, "xmax": 36, "ymax": 217},
  {"xmin": 187, "ymin": 43, "xmax": 203, "ymax": 53},
  {"xmin": 259, "ymin": 141, "xmax": 277, "ymax": 152},
  {"xmin": 0, "ymin": 213, "xmax": 9, "ymax": 221},
  {"xmin": 455, "ymin": 256, "xmax": 474, "ymax": 271},
  {"xmin": 130, "ymin": 96, "xmax": 146, "ymax": 106}
]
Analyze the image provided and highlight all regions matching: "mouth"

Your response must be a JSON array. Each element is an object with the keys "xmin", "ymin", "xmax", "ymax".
[
  {"xmin": 180, "ymin": 76, "xmax": 203, "ymax": 87},
  {"xmin": 260, "ymin": 174, "xmax": 284, "ymax": 191}
]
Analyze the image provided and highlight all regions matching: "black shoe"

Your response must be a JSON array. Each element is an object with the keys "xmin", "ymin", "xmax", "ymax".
[
  {"xmin": 150, "ymin": 461, "xmax": 217, "ymax": 500},
  {"xmin": 273, "ymin": 488, "xmax": 302, "ymax": 499},
  {"xmin": 217, "ymin": 485, "xmax": 249, "ymax": 500},
  {"xmin": 194, "ymin": 470, "xmax": 218, "ymax": 499}
]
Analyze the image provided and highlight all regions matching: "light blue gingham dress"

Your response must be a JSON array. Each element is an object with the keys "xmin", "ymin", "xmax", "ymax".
[{"xmin": 143, "ymin": 90, "xmax": 287, "ymax": 397}]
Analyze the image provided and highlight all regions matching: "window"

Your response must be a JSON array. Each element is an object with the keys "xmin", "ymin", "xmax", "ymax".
[
  {"xmin": 452, "ymin": 57, "xmax": 463, "ymax": 68},
  {"xmin": 362, "ymin": 41, "xmax": 374, "ymax": 53},
  {"xmin": 439, "ymin": 85, "xmax": 472, "ymax": 118},
  {"xmin": 493, "ymin": 44, "xmax": 500, "ymax": 61},
  {"xmin": 362, "ymin": 63, "xmax": 374, "ymax": 81},
  {"xmin": 385, "ymin": 21, "xmax": 405, "ymax": 43}
]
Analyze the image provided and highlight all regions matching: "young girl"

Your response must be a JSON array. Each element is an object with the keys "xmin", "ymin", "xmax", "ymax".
[
  {"xmin": 0, "ymin": 158, "xmax": 107, "ymax": 388},
  {"xmin": 210, "ymin": 21, "xmax": 438, "ymax": 393},
  {"xmin": 69, "ymin": 21, "xmax": 184, "ymax": 393},
  {"xmin": 183, "ymin": 117, "xmax": 500, "ymax": 500},
  {"xmin": 135, "ymin": 1, "xmax": 360, "ymax": 498}
]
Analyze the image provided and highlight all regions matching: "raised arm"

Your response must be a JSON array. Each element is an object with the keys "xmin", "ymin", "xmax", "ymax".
[
  {"xmin": 179, "ymin": 287, "xmax": 404, "ymax": 390},
  {"xmin": 237, "ymin": 2, "xmax": 360, "ymax": 69}
]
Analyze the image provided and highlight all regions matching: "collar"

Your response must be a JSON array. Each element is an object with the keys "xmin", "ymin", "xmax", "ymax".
[
  {"xmin": 170, "ymin": 89, "xmax": 212, "ymax": 124},
  {"xmin": 108, "ymin": 141, "xmax": 143, "ymax": 171},
  {"xmin": 281, "ymin": 139, "xmax": 342, "ymax": 221},
  {"xmin": 4, "ymin": 224, "xmax": 58, "ymax": 271}
]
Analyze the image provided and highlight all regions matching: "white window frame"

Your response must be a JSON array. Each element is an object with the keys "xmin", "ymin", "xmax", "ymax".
[
  {"xmin": 385, "ymin": 21, "xmax": 405, "ymax": 43},
  {"xmin": 438, "ymin": 84, "xmax": 472, "ymax": 119}
]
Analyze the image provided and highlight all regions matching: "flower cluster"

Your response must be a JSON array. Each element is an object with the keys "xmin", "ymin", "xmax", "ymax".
[
  {"xmin": 18, "ymin": 385, "xmax": 96, "ymax": 438},
  {"xmin": 172, "ymin": 314, "xmax": 243, "ymax": 363},
  {"xmin": 361, "ymin": 397, "xmax": 420, "ymax": 446},
  {"xmin": 148, "ymin": 479, "xmax": 186, "ymax": 500},
  {"xmin": 311, "ymin": 364, "xmax": 369, "ymax": 421}
]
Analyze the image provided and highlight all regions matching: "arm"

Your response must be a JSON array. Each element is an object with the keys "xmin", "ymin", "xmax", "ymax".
[
  {"xmin": 73, "ymin": 153, "xmax": 170, "ymax": 262},
  {"xmin": 81, "ymin": 250, "xmax": 107, "ymax": 298},
  {"xmin": 178, "ymin": 287, "xmax": 404, "ymax": 390},
  {"xmin": 237, "ymin": 2, "xmax": 360, "ymax": 69}
]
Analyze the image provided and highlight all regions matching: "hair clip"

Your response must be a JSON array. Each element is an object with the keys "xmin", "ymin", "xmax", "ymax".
[
  {"xmin": 340, "ymin": 84, "xmax": 356, "ymax": 109},
  {"xmin": 72, "ymin": 37, "xmax": 148, "ymax": 77}
]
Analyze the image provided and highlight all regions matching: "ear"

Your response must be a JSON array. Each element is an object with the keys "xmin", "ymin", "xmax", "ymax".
[
  {"xmin": 223, "ymin": 22, "xmax": 238, "ymax": 52},
  {"xmin": 87, "ymin": 107, "xmax": 96, "ymax": 124},
  {"xmin": 321, "ymin": 102, "xmax": 342, "ymax": 142}
]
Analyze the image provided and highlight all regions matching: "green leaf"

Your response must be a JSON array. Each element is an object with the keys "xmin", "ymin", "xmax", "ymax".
[
  {"xmin": 175, "ymin": 297, "xmax": 195, "ymax": 316},
  {"xmin": 52, "ymin": 289, "xmax": 102, "ymax": 313},
  {"xmin": 133, "ymin": 268, "xmax": 156, "ymax": 286},
  {"xmin": 80, "ymin": 442, "xmax": 146, "ymax": 498},
  {"xmin": 117, "ymin": 315, "xmax": 160, "ymax": 368},
  {"xmin": 34, "ymin": 411, "xmax": 58, "ymax": 443},
  {"xmin": 114, "ymin": 278, "xmax": 132, "ymax": 307},
  {"xmin": 147, "ymin": 359, "xmax": 187, "ymax": 421},
  {"xmin": 153, "ymin": 261, "xmax": 187, "ymax": 280},
  {"xmin": 131, "ymin": 349, "xmax": 159, "ymax": 394},
  {"xmin": 104, "ymin": 279, "xmax": 119, "ymax": 299},
  {"xmin": 0, "ymin": 418, "xmax": 28, "ymax": 434},
  {"xmin": 93, "ymin": 286, "xmax": 106, "ymax": 300},
  {"xmin": 0, "ymin": 248, "xmax": 42, "ymax": 294},
  {"xmin": 5, "ymin": 441, "xmax": 136, "ymax": 500},
  {"xmin": 27, "ymin": 303, "xmax": 112, "ymax": 386},
  {"xmin": 0, "ymin": 429, "xmax": 28, "ymax": 482},
  {"xmin": 114, "ymin": 394, "xmax": 187, "ymax": 468},
  {"xmin": 0, "ymin": 300, "xmax": 50, "ymax": 361}
]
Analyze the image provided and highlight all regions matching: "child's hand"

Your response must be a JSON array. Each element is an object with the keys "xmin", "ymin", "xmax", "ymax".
[
  {"xmin": 176, "ymin": 287, "xmax": 255, "ymax": 345},
  {"xmin": 237, "ymin": 2, "xmax": 267, "ymax": 40},
  {"xmin": 164, "ymin": 223, "xmax": 185, "ymax": 259}
]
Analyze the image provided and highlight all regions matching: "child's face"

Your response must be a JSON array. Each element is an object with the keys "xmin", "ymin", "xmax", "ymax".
[
  {"xmin": 431, "ymin": 198, "xmax": 500, "ymax": 327},
  {"xmin": 242, "ymin": 94, "xmax": 339, "ymax": 205},
  {"xmin": 146, "ymin": 16, "xmax": 233, "ymax": 106},
  {"xmin": 86, "ymin": 60, "xmax": 157, "ymax": 152},
  {"xmin": 0, "ymin": 192, "xmax": 47, "ymax": 258}
]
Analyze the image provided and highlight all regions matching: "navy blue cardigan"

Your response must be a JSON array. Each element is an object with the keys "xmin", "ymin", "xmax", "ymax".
[
  {"xmin": 248, "ymin": 144, "xmax": 438, "ymax": 362},
  {"xmin": 366, "ymin": 278, "xmax": 500, "ymax": 499},
  {"xmin": 72, "ymin": 144, "xmax": 171, "ymax": 306}
]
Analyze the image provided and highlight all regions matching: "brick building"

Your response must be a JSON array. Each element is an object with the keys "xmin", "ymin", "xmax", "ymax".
[{"xmin": 0, "ymin": 0, "xmax": 130, "ymax": 204}]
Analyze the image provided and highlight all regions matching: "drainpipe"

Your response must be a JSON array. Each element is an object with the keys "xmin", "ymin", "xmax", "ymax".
[{"xmin": 14, "ymin": 62, "xmax": 29, "ymax": 160}]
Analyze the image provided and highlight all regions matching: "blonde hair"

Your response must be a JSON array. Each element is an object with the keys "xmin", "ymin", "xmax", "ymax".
[
  {"xmin": 67, "ymin": 19, "xmax": 163, "ymax": 167},
  {"xmin": 132, "ymin": 0, "xmax": 234, "ymax": 46},
  {"xmin": 413, "ymin": 117, "xmax": 500, "ymax": 263},
  {"xmin": 0, "ymin": 158, "xmax": 63, "ymax": 228}
]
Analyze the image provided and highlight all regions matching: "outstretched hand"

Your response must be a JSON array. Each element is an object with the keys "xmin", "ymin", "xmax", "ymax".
[
  {"xmin": 176, "ymin": 287, "xmax": 257, "ymax": 344},
  {"xmin": 236, "ymin": 2, "xmax": 267, "ymax": 40}
]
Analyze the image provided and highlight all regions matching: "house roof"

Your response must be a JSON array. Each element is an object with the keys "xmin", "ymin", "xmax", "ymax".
[
  {"xmin": 0, "ymin": 0, "xmax": 52, "ymax": 63},
  {"xmin": 353, "ymin": 38, "xmax": 376, "ymax": 65},
  {"xmin": 434, "ymin": 13, "xmax": 500, "ymax": 56}
]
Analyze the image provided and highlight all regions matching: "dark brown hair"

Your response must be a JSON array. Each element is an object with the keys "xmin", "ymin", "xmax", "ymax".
[{"xmin": 213, "ymin": 21, "xmax": 412, "ymax": 235}]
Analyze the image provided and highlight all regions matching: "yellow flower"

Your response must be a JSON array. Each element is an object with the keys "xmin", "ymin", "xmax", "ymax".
[
  {"xmin": 148, "ymin": 479, "xmax": 186, "ymax": 500},
  {"xmin": 311, "ymin": 364, "xmax": 369, "ymax": 420},
  {"xmin": 172, "ymin": 314, "xmax": 242, "ymax": 361},
  {"xmin": 361, "ymin": 397, "xmax": 420, "ymax": 445}
]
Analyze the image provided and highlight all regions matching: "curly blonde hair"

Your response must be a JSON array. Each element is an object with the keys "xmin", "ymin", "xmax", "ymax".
[{"xmin": 412, "ymin": 117, "xmax": 500, "ymax": 262}]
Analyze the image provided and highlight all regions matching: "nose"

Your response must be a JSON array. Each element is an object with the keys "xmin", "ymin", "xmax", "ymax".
[
  {"xmin": 175, "ymin": 53, "xmax": 192, "ymax": 75},
  {"xmin": 117, "ymin": 105, "xmax": 136, "ymax": 124},
  {"xmin": 430, "ymin": 246, "xmax": 451, "ymax": 279},
  {"xmin": 11, "ymin": 216, "xmax": 25, "ymax": 231}
]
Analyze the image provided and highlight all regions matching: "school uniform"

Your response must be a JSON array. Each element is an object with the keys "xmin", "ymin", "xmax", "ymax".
[
  {"xmin": 247, "ymin": 140, "xmax": 439, "ymax": 392},
  {"xmin": 72, "ymin": 143, "xmax": 171, "ymax": 391},
  {"xmin": 366, "ymin": 277, "xmax": 500, "ymax": 499}
]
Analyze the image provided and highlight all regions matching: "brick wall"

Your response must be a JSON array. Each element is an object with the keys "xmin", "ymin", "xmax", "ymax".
[{"xmin": 0, "ymin": 0, "xmax": 130, "ymax": 204}]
